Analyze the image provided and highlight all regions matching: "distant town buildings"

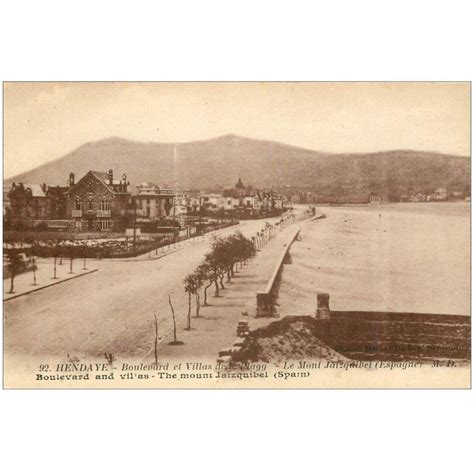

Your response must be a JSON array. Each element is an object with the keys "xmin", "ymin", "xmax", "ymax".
[
  {"xmin": 135, "ymin": 183, "xmax": 174, "ymax": 221},
  {"xmin": 5, "ymin": 173, "xmax": 288, "ymax": 233},
  {"xmin": 369, "ymin": 194, "xmax": 382, "ymax": 204},
  {"xmin": 291, "ymin": 195, "xmax": 301, "ymax": 205},
  {"xmin": 430, "ymin": 187, "xmax": 448, "ymax": 201},
  {"xmin": 400, "ymin": 187, "xmax": 450, "ymax": 203},
  {"xmin": 220, "ymin": 178, "xmax": 285, "ymax": 212}
]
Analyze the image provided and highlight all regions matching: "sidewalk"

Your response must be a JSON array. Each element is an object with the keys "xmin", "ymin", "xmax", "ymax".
[
  {"xmin": 105, "ymin": 218, "xmax": 278, "ymax": 262},
  {"xmin": 3, "ymin": 257, "xmax": 98, "ymax": 301},
  {"xmin": 148, "ymin": 219, "xmax": 309, "ymax": 363},
  {"xmin": 106, "ymin": 233, "xmax": 214, "ymax": 262}
]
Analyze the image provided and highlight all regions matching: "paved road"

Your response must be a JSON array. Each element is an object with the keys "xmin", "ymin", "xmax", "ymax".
[{"xmin": 4, "ymin": 214, "xmax": 301, "ymax": 362}]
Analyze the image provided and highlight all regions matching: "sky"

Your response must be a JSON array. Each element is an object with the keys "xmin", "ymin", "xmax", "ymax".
[{"xmin": 3, "ymin": 82, "xmax": 470, "ymax": 179}]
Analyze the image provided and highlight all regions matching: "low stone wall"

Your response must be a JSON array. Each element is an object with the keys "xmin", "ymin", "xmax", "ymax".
[
  {"xmin": 255, "ymin": 226, "xmax": 303, "ymax": 318},
  {"xmin": 312, "ymin": 310, "xmax": 471, "ymax": 361},
  {"xmin": 312, "ymin": 293, "xmax": 471, "ymax": 361}
]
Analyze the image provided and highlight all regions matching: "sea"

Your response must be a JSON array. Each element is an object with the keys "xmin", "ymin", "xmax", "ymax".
[{"xmin": 278, "ymin": 202, "xmax": 470, "ymax": 317}]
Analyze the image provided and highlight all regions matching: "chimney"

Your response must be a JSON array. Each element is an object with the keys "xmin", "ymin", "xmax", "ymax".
[
  {"xmin": 42, "ymin": 183, "xmax": 47, "ymax": 192},
  {"xmin": 108, "ymin": 169, "xmax": 113, "ymax": 185},
  {"xmin": 69, "ymin": 172, "xmax": 75, "ymax": 187},
  {"xmin": 122, "ymin": 173, "xmax": 127, "ymax": 192}
]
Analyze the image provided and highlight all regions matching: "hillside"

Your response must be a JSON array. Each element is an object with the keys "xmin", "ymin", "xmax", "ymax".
[{"xmin": 4, "ymin": 134, "xmax": 470, "ymax": 201}]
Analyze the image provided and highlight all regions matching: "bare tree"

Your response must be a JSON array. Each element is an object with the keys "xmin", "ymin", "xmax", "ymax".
[
  {"xmin": 168, "ymin": 294, "xmax": 183, "ymax": 345},
  {"xmin": 68, "ymin": 246, "xmax": 75, "ymax": 274},
  {"xmin": 192, "ymin": 268, "xmax": 205, "ymax": 316},
  {"xmin": 7, "ymin": 251, "xmax": 22, "ymax": 294},
  {"xmin": 52, "ymin": 241, "xmax": 59, "ymax": 279},
  {"xmin": 183, "ymin": 274, "xmax": 196, "ymax": 329},
  {"xmin": 31, "ymin": 254, "xmax": 38, "ymax": 286}
]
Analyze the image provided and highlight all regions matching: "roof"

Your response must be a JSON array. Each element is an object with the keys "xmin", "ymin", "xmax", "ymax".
[
  {"xmin": 47, "ymin": 185, "xmax": 69, "ymax": 195},
  {"xmin": 22, "ymin": 184, "xmax": 46, "ymax": 198},
  {"xmin": 137, "ymin": 182, "xmax": 158, "ymax": 188},
  {"xmin": 90, "ymin": 171, "xmax": 109, "ymax": 181},
  {"xmin": 69, "ymin": 170, "xmax": 130, "ymax": 195},
  {"xmin": 136, "ymin": 182, "xmax": 175, "ymax": 196}
]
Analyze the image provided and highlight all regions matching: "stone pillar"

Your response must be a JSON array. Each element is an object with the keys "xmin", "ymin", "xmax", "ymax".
[
  {"xmin": 316, "ymin": 293, "xmax": 330, "ymax": 319},
  {"xmin": 256, "ymin": 291, "xmax": 272, "ymax": 317}
]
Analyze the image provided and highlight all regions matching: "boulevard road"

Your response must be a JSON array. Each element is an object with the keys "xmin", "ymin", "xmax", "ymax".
[{"xmin": 4, "ymin": 215, "xmax": 299, "ymax": 362}]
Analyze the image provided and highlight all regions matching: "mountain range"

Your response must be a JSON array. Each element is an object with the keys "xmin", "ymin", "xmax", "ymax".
[{"xmin": 4, "ymin": 134, "xmax": 470, "ymax": 202}]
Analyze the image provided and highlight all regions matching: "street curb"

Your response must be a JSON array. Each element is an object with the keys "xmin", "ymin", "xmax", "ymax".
[
  {"xmin": 106, "ymin": 226, "xmax": 239, "ymax": 262},
  {"xmin": 3, "ymin": 268, "xmax": 99, "ymax": 302}
]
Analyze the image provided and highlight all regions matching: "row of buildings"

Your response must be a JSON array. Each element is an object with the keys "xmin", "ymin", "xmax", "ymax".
[
  {"xmin": 5, "ymin": 171, "xmax": 286, "ymax": 233},
  {"xmin": 398, "ymin": 187, "xmax": 468, "ymax": 203},
  {"xmin": 6, "ymin": 170, "xmax": 135, "ymax": 232}
]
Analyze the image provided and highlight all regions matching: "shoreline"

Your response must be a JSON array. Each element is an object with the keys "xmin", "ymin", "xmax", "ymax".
[{"xmin": 278, "ymin": 202, "xmax": 470, "ymax": 317}]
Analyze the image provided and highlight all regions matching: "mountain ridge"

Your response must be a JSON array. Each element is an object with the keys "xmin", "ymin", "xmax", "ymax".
[{"xmin": 4, "ymin": 135, "xmax": 470, "ymax": 201}]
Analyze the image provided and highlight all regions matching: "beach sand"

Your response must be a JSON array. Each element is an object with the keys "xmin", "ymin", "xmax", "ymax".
[{"xmin": 278, "ymin": 203, "xmax": 470, "ymax": 317}]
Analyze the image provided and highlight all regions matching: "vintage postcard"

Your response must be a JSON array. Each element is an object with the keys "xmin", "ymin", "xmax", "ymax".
[{"xmin": 2, "ymin": 82, "xmax": 470, "ymax": 389}]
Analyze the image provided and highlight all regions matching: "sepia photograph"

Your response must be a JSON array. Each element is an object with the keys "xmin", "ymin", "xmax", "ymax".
[
  {"xmin": 2, "ymin": 3, "xmax": 474, "ymax": 474},
  {"xmin": 2, "ymin": 81, "xmax": 471, "ymax": 388}
]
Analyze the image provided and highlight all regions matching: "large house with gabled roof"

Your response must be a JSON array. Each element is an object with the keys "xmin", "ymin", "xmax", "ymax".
[
  {"xmin": 66, "ymin": 169, "xmax": 131, "ymax": 232},
  {"xmin": 7, "ymin": 182, "xmax": 70, "ymax": 222}
]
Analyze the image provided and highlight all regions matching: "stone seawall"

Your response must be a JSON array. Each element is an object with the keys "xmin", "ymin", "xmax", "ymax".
[
  {"xmin": 255, "ymin": 225, "xmax": 304, "ymax": 317},
  {"xmin": 229, "ymin": 313, "xmax": 471, "ymax": 364}
]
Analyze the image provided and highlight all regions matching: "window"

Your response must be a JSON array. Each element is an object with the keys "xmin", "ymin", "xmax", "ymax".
[
  {"xmin": 100, "ymin": 220, "xmax": 111, "ymax": 231},
  {"xmin": 75, "ymin": 198, "xmax": 81, "ymax": 210},
  {"xmin": 99, "ymin": 200, "xmax": 111, "ymax": 211},
  {"xmin": 88, "ymin": 199, "xmax": 93, "ymax": 210}
]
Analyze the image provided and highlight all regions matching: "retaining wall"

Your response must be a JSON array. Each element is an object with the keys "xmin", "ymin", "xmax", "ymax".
[{"xmin": 255, "ymin": 225, "xmax": 304, "ymax": 317}]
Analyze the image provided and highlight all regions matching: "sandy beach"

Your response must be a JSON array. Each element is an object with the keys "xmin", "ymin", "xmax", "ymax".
[{"xmin": 278, "ymin": 202, "xmax": 470, "ymax": 317}]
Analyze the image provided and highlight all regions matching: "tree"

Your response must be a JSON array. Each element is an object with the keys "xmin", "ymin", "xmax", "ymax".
[
  {"xmin": 203, "ymin": 249, "xmax": 227, "ymax": 297},
  {"xmin": 192, "ymin": 268, "xmax": 205, "ymax": 317},
  {"xmin": 167, "ymin": 294, "xmax": 183, "ymax": 346},
  {"xmin": 52, "ymin": 241, "xmax": 59, "ymax": 279},
  {"xmin": 31, "ymin": 241, "xmax": 38, "ymax": 286},
  {"xmin": 7, "ymin": 250, "xmax": 23, "ymax": 294},
  {"xmin": 31, "ymin": 255, "xmax": 38, "ymax": 286},
  {"xmin": 196, "ymin": 262, "xmax": 218, "ymax": 305},
  {"xmin": 209, "ymin": 236, "xmax": 235, "ymax": 284},
  {"xmin": 224, "ymin": 234, "xmax": 240, "ymax": 280},
  {"xmin": 216, "ymin": 232, "xmax": 256, "ymax": 282},
  {"xmin": 229, "ymin": 231, "xmax": 256, "ymax": 271},
  {"xmin": 68, "ymin": 245, "xmax": 75, "ymax": 274},
  {"xmin": 183, "ymin": 272, "xmax": 202, "ymax": 328}
]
